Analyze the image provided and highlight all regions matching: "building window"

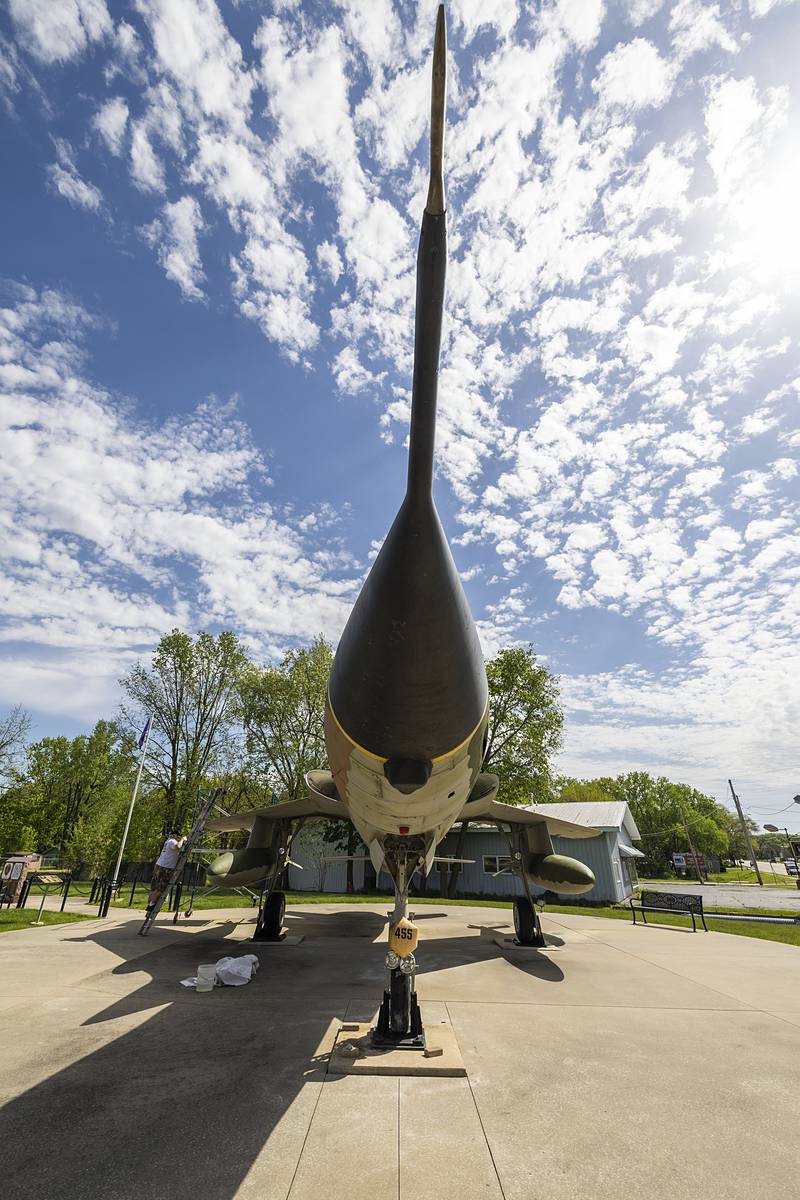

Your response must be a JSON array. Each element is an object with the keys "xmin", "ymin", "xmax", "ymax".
[{"xmin": 483, "ymin": 855, "xmax": 511, "ymax": 875}]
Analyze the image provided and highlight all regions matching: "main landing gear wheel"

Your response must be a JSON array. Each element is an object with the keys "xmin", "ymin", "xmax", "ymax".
[
  {"xmin": 513, "ymin": 896, "xmax": 544, "ymax": 946},
  {"xmin": 257, "ymin": 890, "xmax": 285, "ymax": 940}
]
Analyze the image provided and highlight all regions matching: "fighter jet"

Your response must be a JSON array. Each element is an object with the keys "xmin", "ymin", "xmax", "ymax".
[{"xmin": 207, "ymin": 4, "xmax": 597, "ymax": 1042}]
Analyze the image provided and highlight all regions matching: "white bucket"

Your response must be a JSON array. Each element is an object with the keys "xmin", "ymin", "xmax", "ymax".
[{"xmin": 196, "ymin": 963, "xmax": 217, "ymax": 992}]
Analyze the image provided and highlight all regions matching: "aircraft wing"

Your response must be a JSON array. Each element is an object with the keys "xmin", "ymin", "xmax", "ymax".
[
  {"xmin": 206, "ymin": 772, "xmax": 346, "ymax": 833},
  {"xmin": 457, "ymin": 775, "xmax": 603, "ymax": 839}
]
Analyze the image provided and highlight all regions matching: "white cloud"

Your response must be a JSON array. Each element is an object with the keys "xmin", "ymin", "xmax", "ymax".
[
  {"xmin": 749, "ymin": 0, "xmax": 799, "ymax": 17},
  {"xmin": 142, "ymin": 195, "xmax": 206, "ymax": 300},
  {"xmin": 704, "ymin": 75, "xmax": 788, "ymax": 200},
  {"xmin": 46, "ymin": 138, "xmax": 103, "ymax": 211},
  {"xmin": 9, "ymin": 0, "xmax": 111, "ymax": 64},
  {"xmin": 669, "ymin": 0, "xmax": 737, "ymax": 60},
  {"xmin": 552, "ymin": 0, "xmax": 606, "ymax": 50},
  {"xmin": 451, "ymin": 0, "xmax": 520, "ymax": 42},
  {"xmin": 0, "ymin": 283, "xmax": 356, "ymax": 716},
  {"xmin": 317, "ymin": 241, "xmax": 343, "ymax": 284},
  {"xmin": 333, "ymin": 346, "xmax": 384, "ymax": 394},
  {"xmin": 593, "ymin": 38, "xmax": 675, "ymax": 109},
  {"xmin": 625, "ymin": 0, "xmax": 664, "ymax": 24},
  {"xmin": 0, "ymin": 38, "xmax": 21, "ymax": 107},
  {"xmin": 135, "ymin": 0, "xmax": 254, "ymax": 130},
  {"xmin": 130, "ymin": 121, "xmax": 165, "ymax": 192},
  {"xmin": 93, "ymin": 96, "xmax": 129, "ymax": 156}
]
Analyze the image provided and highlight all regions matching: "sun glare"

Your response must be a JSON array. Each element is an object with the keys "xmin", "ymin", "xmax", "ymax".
[{"xmin": 727, "ymin": 149, "xmax": 800, "ymax": 288}]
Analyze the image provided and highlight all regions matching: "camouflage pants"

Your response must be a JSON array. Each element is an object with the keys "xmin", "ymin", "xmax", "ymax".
[{"xmin": 150, "ymin": 865, "xmax": 173, "ymax": 894}]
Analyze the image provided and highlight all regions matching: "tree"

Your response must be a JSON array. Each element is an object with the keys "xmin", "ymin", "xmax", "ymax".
[
  {"xmin": 754, "ymin": 830, "xmax": 787, "ymax": 861},
  {"xmin": 240, "ymin": 636, "xmax": 333, "ymax": 803},
  {"xmin": 555, "ymin": 777, "xmax": 616, "ymax": 804},
  {"xmin": 120, "ymin": 629, "xmax": 249, "ymax": 833},
  {"xmin": 718, "ymin": 809, "xmax": 759, "ymax": 866},
  {"xmin": 0, "ymin": 705, "xmax": 31, "ymax": 790},
  {"xmin": 296, "ymin": 820, "xmax": 331, "ymax": 891},
  {"xmin": 0, "ymin": 721, "xmax": 132, "ymax": 859},
  {"xmin": 598, "ymin": 772, "xmax": 729, "ymax": 875},
  {"xmin": 482, "ymin": 646, "xmax": 563, "ymax": 806}
]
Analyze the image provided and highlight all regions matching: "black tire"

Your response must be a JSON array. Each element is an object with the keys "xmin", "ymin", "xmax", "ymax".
[
  {"xmin": 259, "ymin": 890, "xmax": 285, "ymax": 940},
  {"xmin": 513, "ymin": 896, "xmax": 540, "ymax": 946}
]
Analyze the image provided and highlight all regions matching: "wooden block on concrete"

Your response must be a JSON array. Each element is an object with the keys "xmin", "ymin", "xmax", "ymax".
[
  {"xmin": 327, "ymin": 1020, "xmax": 466, "ymax": 1077},
  {"xmin": 479, "ymin": 924, "xmax": 511, "ymax": 940}
]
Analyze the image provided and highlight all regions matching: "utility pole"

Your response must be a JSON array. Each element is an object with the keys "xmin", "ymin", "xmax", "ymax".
[
  {"xmin": 728, "ymin": 778, "xmax": 763, "ymax": 886},
  {"xmin": 679, "ymin": 806, "xmax": 705, "ymax": 883}
]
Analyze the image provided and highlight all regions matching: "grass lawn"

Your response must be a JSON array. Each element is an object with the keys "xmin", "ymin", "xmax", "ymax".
[
  {"xmin": 544, "ymin": 902, "xmax": 800, "ymax": 947},
  {"xmin": 0, "ymin": 909, "xmax": 91, "ymax": 933},
  {"xmin": 26, "ymin": 883, "xmax": 800, "ymax": 947},
  {"xmin": 101, "ymin": 888, "xmax": 522, "ymax": 912}
]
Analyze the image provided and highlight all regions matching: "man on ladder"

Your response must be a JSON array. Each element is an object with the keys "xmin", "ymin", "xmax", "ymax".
[
  {"xmin": 147, "ymin": 829, "xmax": 187, "ymax": 914},
  {"xmin": 140, "ymin": 789, "xmax": 223, "ymax": 935}
]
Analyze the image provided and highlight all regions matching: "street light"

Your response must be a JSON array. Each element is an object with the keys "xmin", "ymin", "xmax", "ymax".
[{"xmin": 763, "ymin": 822, "xmax": 800, "ymax": 883}]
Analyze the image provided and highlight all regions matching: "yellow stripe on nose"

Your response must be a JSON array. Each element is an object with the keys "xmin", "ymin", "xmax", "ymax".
[{"xmin": 326, "ymin": 692, "xmax": 488, "ymax": 764}]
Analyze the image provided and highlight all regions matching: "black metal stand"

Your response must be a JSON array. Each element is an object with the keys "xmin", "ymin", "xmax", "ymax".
[{"xmin": 371, "ymin": 967, "xmax": 425, "ymax": 1050}]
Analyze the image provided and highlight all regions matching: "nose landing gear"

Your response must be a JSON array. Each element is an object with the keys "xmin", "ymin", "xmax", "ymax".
[{"xmin": 370, "ymin": 836, "xmax": 428, "ymax": 1050}]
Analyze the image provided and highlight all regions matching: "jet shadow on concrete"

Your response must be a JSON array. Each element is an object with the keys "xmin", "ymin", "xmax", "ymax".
[{"xmin": 0, "ymin": 908, "xmax": 563, "ymax": 1200}]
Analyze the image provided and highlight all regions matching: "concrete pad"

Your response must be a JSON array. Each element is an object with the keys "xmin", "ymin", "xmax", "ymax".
[
  {"xmin": 2, "ymin": 901, "xmax": 800, "ymax": 1200},
  {"xmin": 285, "ymin": 1074, "xmax": 399, "ymax": 1200},
  {"xmin": 623, "ymin": 947, "xmax": 800, "ymax": 1011},
  {"xmin": 399, "ymin": 1076, "xmax": 503, "ymax": 1199},
  {"xmin": 449, "ymin": 1000, "xmax": 800, "ymax": 1200},
  {"xmin": 328, "ymin": 1019, "xmax": 466, "ymax": 1076},
  {"xmin": 417, "ymin": 940, "xmax": 750, "ymax": 1008},
  {"xmin": 769, "ymin": 1010, "xmax": 800, "ymax": 1027}
]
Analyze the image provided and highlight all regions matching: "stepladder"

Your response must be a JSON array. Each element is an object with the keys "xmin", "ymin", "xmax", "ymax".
[{"xmin": 138, "ymin": 788, "xmax": 225, "ymax": 936}]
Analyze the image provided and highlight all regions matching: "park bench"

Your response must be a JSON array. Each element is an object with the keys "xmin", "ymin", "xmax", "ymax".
[{"xmin": 630, "ymin": 889, "xmax": 708, "ymax": 932}]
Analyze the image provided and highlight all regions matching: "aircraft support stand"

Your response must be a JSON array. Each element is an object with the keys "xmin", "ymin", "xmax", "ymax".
[{"xmin": 371, "ymin": 886, "xmax": 425, "ymax": 1050}]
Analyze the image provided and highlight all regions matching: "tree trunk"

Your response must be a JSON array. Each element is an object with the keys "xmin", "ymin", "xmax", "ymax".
[
  {"xmin": 346, "ymin": 826, "xmax": 356, "ymax": 894},
  {"xmin": 446, "ymin": 822, "xmax": 469, "ymax": 899}
]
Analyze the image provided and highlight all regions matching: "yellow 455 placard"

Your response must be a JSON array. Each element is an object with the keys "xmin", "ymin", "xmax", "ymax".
[{"xmin": 388, "ymin": 917, "xmax": 419, "ymax": 957}]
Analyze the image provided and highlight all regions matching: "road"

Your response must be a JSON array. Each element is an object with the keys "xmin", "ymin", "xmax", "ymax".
[{"xmin": 640, "ymin": 880, "xmax": 800, "ymax": 910}]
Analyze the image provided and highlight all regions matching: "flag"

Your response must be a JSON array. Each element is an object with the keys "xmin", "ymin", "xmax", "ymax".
[{"xmin": 137, "ymin": 716, "xmax": 152, "ymax": 750}]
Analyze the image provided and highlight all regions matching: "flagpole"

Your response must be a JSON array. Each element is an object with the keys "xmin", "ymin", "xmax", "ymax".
[{"xmin": 110, "ymin": 718, "xmax": 153, "ymax": 896}]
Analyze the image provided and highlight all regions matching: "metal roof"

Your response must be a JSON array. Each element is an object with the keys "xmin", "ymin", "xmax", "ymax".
[{"xmin": 523, "ymin": 801, "xmax": 641, "ymax": 842}]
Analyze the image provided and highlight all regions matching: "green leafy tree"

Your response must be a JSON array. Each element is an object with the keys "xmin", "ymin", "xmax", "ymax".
[
  {"xmin": 754, "ymin": 830, "xmax": 788, "ymax": 861},
  {"xmin": 120, "ymin": 629, "xmax": 249, "ymax": 833},
  {"xmin": 555, "ymin": 777, "xmax": 616, "ymax": 804},
  {"xmin": 0, "ymin": 721, "xmax": 133, "ymax": 860},
  {"xmin": 597, "ymin": 772, "xmax": 729, "ymax": 875},
  {"xmin": 718, "ymin": 809, "xmax": 759, "ymax": 866},
  {"xmin": 240, "ymin": 636, "xmax": 333, "ymax": 803},
  {"xmin": 483, "ymin": 646, "xmax": 563, "ymax": 806},
  {"xmin": 435, "ymin": 646, "xmax": 562, "ymax": 898}
]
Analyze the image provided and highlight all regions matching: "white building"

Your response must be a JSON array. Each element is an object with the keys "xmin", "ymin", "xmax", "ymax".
[{"xmin": 288, "ymin": 800, "xmax": 644, "ymax": 904}]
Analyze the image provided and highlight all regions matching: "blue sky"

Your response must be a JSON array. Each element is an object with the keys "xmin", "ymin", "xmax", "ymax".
[{"xmin": 1, "ymin": 0, "xmax": 799, "ymax": 820}]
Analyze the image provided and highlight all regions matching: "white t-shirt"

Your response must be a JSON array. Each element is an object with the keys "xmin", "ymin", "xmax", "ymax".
[{"xmin": 156, "ymin": 837, "xmax": 182, "ymax": 869}]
